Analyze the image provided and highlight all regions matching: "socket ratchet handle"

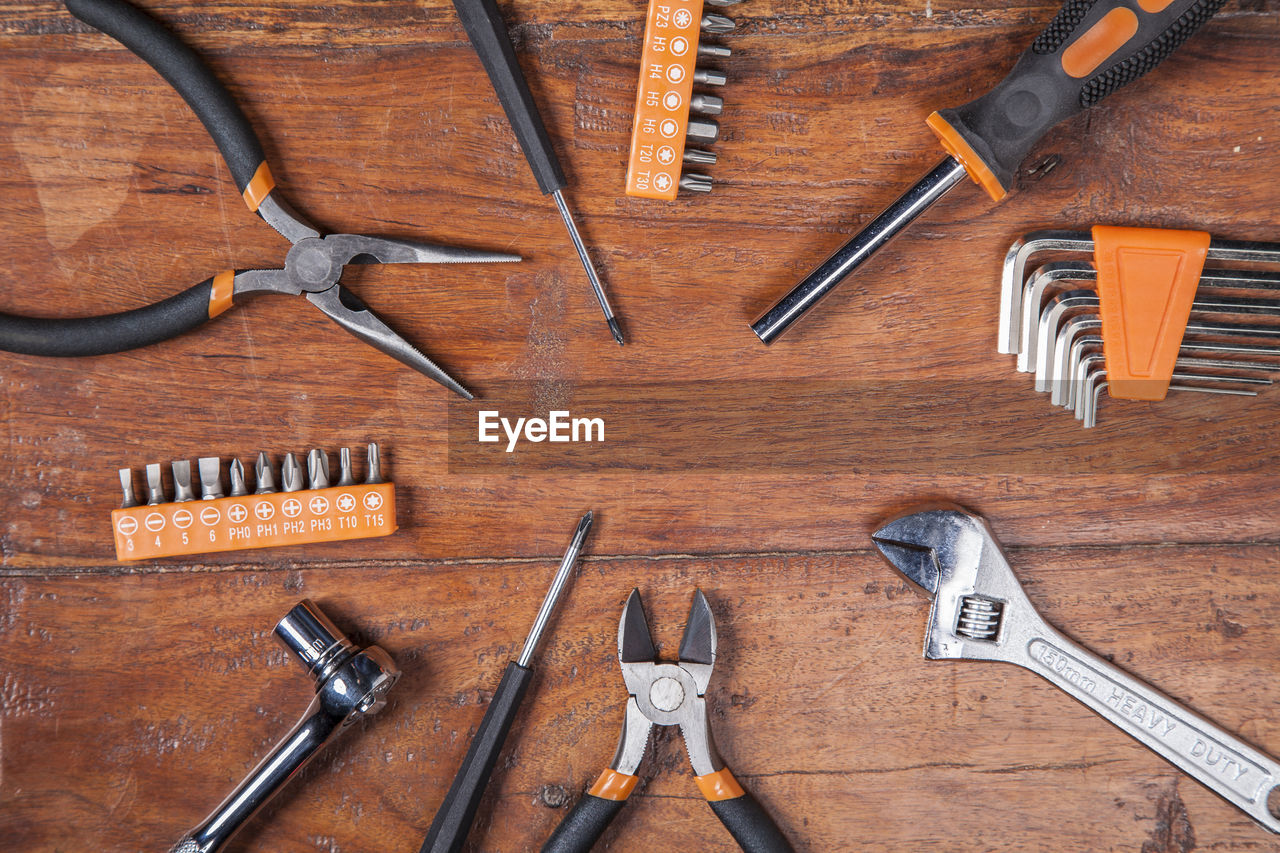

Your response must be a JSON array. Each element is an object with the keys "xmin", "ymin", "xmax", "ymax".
[
  {"xmin": 933, "ymin": 0, "xmax": 1228, "ymax": 200},
  {"xmin": 169, "ymin": 600, "xmax": 400, "ymax": 853}
]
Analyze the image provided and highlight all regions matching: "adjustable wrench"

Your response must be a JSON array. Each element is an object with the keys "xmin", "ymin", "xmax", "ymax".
[{"xmin": 871, "ymin": 505, "xmax": 1280, "ymax": 833}]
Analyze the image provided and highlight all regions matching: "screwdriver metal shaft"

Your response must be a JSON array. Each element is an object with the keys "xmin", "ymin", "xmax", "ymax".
[
  {"xmin": 451, "ymin": 0, "xmax": 624, "ymax": 344},
  {"xmin": 552, "ymin": 191, "xmax": 624, "ymax": 345},
  {"xmin": 751, "ymin": 0, "xmax": 1229, "ymax": 344},
  {"xmin": 517, "ymin": 510, "xmax": 593, "ymax": 667},
  {"xmin": 419, "ymin": 511, "xmax": 593, "ymax": 853},
  {"xmin": 752, "ymin": 157, "xmax": 967, "ymax": 344}
]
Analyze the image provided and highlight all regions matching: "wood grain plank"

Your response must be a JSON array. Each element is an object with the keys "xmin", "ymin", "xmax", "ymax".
[
  {"xmin": 2, "ymin": 1, "xmax": 1279, "ymax": 849},
  {"xmin": 2, "ymin": 546, "xmax": 1278, "ymax": 850}
]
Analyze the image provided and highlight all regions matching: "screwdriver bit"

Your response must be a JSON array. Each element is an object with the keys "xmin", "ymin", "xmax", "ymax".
[
  {"xmin": 697, "ymin": 43, "xmax": 731, "ymax": 59},
  {"xmin": 337, "ymin": 448, "xmax": 356, "ymax": 486},
  {"xmin": 172, "ymin": 461, "xmax": 196, "ymax": 502},
  {"xmin": 693, "ymin": 68, "xmax": 727, "ymax": 87},
  {"xmin": 119, "ymin": 468, "xmax": 138, "ymax": 508},
  {"xmin": 198, "ymin": 458, "xmax": 224, "ymax": 500},
  {"xmin": 255, "ymin": 452, "xmax": 277, "ymax": 494},
  {"xmin": 687, "ymin": 118, "xmax": 720, "ymax": 145},
  {"xmin": 690, "ymin": 94, "xmax": 724, "ymax": 117},
  {"xmin": 229, "ymin": 459, "xmax": 249, "ymax": 496},
  {"xmin": 704, "ymin": 0, "xmax": 742, "ymax": 6},
  {"xmin": 365, "ymin": 443, "xmax": 383, "ymax": 485},
  {"xmin": 281, "ymin": 453, "xmax": 304, "ymax": 493},
  {"xmin": 145, "ymin": 463, "xmax": 165, "ymax": 505},
  {"xmin": 684, "ymin": 148, "xmax": 717, "ymax": 166},
  {"xmin": 680, "ymin": 173, "xmax": 713, "ymax": 193},
  {"xmin": 701, "ymin": 12, "xmax": 735, "ymax": 33},
  {"xmin": 307, "ymin": 449, "xmax": 330, "ymax": 490}
]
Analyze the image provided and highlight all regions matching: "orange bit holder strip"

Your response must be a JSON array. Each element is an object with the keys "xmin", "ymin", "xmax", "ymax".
[
  {"xmin": 111, "ymin": 483, "xmax": 396, "ymax": 561},
  {"xmin": 625, "ymin": 0, "xmax": 705, "ymax": 200},
  {"xmin": 1093, "ymin": 225, "xmax": 1210, "ymax": 402}
]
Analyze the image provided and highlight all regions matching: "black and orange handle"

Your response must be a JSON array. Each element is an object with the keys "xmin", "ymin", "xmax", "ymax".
[
  {"xmin": 542, "ymin": 767, "xmax": 790, "ymax": 853},
  {"xmin": 420, "ymin": 660, "xmax": 537, "ymax": 853},
  {"xmin": 929, "ymin": 0, "xmax": 1228, "ymax": 200},
  {"xmin": 540, "ymin": 769, "xmax": 636, "ymax": 853},
  {"xmin": 0, "ymin": 270, "xmax": 235, "ymax": 357},
  {"xmin": 64, "ymin": 0, "xmax": 276, "ymax": 211},
  {"xmin": 698, "ymin": 769, "xmax": 794, "ymax": 853}
]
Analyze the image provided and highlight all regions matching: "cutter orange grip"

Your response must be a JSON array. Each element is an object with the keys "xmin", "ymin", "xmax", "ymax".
[
  {"xmin": 926, "ymin": 112, "xmax": 1007, "ymax": 203},
  {"xmin": 208, "ymin": 269, "xmax": 235, "ymax": 318},
  {"xmin": 588, "ymin": 768, "xmax": 639, "ymax": 801},
  {"xmin": 111, "ymin": 483, "xmax": 395, "ymax": 561},
  {"xmin": 241, "ymin": 161, "xmax": 275, "ymax": 212},
  {"xmin": 695, "ymin": 768, "xmax": 745, "ymax": 801},
  {"xmin": 625, "ymin": 0, "xmax": 705, "ymax": 200},
  {"xmin": 1093, "ymin": 225, "xmax": 1210, "ymax": 401}
]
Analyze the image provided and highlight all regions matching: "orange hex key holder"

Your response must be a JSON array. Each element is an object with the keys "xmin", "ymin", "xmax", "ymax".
[
  {"xmin": 0, "ymin": 0, "xmax": 521, "ymax": 399},
  {"xmin": 1002, "ymin": 225, "xmax": 1280, "ymax": 427}
]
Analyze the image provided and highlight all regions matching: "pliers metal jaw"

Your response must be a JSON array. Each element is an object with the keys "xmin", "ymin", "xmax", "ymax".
[
  {"xmin": 0, "ymin": 0, "xmax": 519, "ymax": 399},
  {"xmin": 233, "ymin": 234, "xmax": 511, "ymax": 399},
  {"xmin": 872, "ymin": 505, "xmax": 1280, "ymax": 834},
  {"xmin": 543, "ymin": 589, "xmax": 793, "ymax": 853}
]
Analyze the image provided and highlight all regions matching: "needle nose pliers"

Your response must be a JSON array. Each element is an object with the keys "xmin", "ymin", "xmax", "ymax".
[
  {"xmin": 0, "ymin": 0, "xmax": 520, "ymax": 399},
  {"xmin": 543, "ymin": 589, "xmax": 793, "ymax": 853}
]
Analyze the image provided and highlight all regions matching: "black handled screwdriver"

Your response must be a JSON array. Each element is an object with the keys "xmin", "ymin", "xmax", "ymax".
[
  {"xmin": 417, "ymin": 511, "xmax": 594, "ymax": 853},
  {"xmin": 751, "ymin": 0, "xmax": 1229, "ymax": 345},
  {"xmin": 450, "ymin": 0, "xmax": 624, "ymax": 345}
]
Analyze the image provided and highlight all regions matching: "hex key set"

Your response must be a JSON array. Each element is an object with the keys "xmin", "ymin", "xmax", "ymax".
[{"xmin": 1000, "ymin": 227, "xmax": 1280, "ymax": 426}]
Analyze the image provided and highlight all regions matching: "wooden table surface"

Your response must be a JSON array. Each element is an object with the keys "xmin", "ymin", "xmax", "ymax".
[{"xmin": 3, "ymin": 0, "xmax": 1279, "ymax": 850}]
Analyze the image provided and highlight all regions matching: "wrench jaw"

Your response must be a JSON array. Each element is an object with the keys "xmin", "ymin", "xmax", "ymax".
[{"xmin": 872, "ymin": 505, "xmax": 1044, "ymax": 663}]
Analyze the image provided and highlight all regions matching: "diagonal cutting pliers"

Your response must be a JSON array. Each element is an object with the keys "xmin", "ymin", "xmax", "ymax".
[
  {"xmin": 0, "ymin": 0, "xmax": 520, "ymax": 399},
  {"xmin": 543, "ymin": 589, "xmax": 793, "ymax": 853}
]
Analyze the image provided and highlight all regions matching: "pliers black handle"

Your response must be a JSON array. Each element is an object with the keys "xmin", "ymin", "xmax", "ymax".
[
  {"xmin": 2, "ymin": 0, "xmax": 518, "ymax": 396},
  {"xmin": 0, "ymin": 273, "xmax": 236, "ymax": 358},
  {"xmin": 0, "ymin": 0, "xmax": 287, "ymax": 359},
  {"xmin": 69, "ymin": 0, "xmax": 274, "ymax": 218},
  {"xmin": 543, "ymin": 766, "xmax": 791, "ymax": 853}
]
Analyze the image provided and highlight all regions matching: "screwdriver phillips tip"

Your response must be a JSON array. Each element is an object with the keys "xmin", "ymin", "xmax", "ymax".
[
  {"xmin": 551, "ymin": 189, "xmax": 624, "ymax": 345},
  {"xmin": 516, "ymin": 511, "xmax": 595, "ymax": 668}
]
